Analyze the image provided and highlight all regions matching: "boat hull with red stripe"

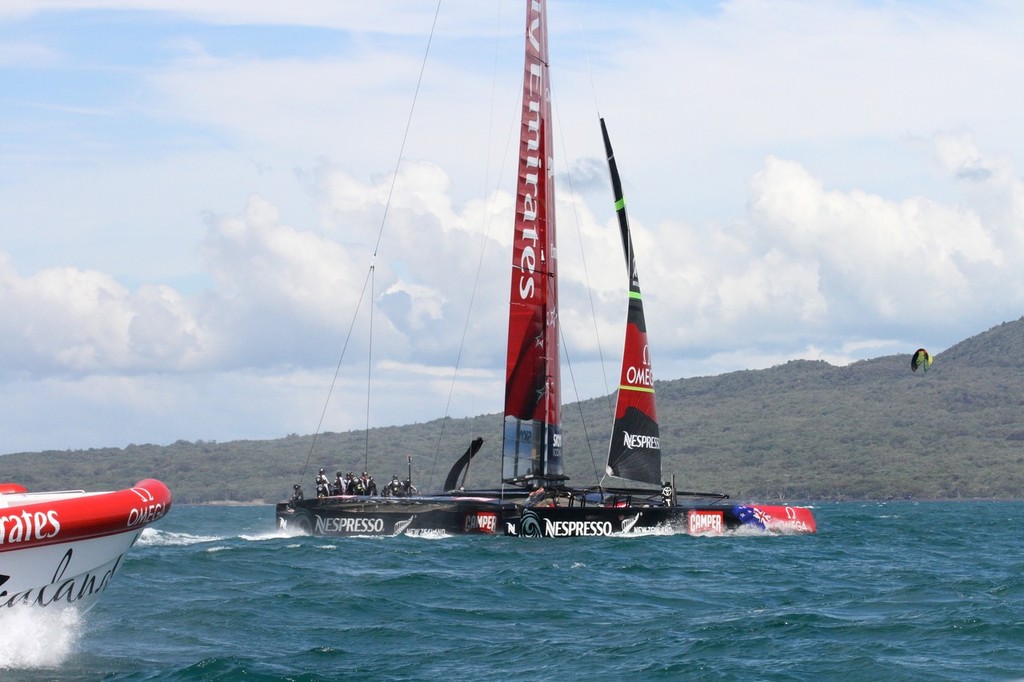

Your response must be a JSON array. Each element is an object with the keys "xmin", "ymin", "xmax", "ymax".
[{"xmin": 0, "ymin": 478, "xmax": 172, "ymax": 613}]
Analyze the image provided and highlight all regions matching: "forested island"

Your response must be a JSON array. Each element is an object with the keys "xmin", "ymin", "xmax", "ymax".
[{"xmin": 3, "ymin": 319, "xmax": 1022, "ymax": 503}]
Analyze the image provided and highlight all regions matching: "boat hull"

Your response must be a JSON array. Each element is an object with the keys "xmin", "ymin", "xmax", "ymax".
[
  {"xmin": 0, "ymin": 479, "xmax": 172, "ymax": 613},
  {"xmin": 504, "ymin": 503, "xmax": 816, "ymax": 537},
  {"xmin": 276, "ymin": 496, "xmax": 518, "ymax": 536},
  {"xmin": 277, "ymin": 494, "xmax": 815, "ymax": 538}
]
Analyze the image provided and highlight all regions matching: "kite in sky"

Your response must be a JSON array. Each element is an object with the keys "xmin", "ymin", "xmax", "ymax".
[{"xmin": 911, "ymin": 348, "xmax": 932, "ymax": 372}]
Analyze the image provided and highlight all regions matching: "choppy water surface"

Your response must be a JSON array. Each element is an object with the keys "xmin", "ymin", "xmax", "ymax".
[{"xmin": 2, "ymin": 502, "xmax": 1022, "ymax": 680}]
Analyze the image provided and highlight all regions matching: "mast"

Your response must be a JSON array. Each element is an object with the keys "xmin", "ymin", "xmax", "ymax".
[
  {"xmin": 502, "ymin": 0, "xmax": 562, "ymax": 485},
  {"xmin": 600, "ymin": 117, "xmax": 662, "ymax": 489}
]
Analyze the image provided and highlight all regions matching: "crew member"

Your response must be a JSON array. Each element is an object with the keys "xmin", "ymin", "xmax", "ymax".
[{"xmin": 315, "ymin": 468, "xmax": 329, "ymax": 498}]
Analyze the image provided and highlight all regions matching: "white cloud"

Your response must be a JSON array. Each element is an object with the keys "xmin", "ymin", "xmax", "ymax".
[
  {"xmin": 3, "ymin": 1, "xmax": 1024, "ymax": 454},
  {"xmin": 0, "ymin": 253, "xmax": 204, "ymax": 376},
  {"xmin": 748, "ymin": 156, "xmax": 996, "ymax": 319},
  {"xmin": 203, "ymin": 194, "xmax": 364, "ymax": 322}
]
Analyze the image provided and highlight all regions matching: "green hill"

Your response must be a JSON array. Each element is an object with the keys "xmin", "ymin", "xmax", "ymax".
[{"xmin": 3, "ymin": 318, "xmax": 1023, "ymax": 503}]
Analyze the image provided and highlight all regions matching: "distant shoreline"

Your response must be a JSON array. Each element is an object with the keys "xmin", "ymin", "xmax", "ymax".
[{"xmin": 178, "ymin": 497, "xmax": 1024, "ymax": 506}]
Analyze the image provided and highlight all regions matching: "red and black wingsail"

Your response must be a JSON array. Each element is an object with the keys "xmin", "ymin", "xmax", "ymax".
[
  {"xmin": 600, "ymin": 118, "xmax": 662, "ymax": 489},
  {"xmin": 502, "ymin": 0, "xmax": 562, "ymax": 483}
]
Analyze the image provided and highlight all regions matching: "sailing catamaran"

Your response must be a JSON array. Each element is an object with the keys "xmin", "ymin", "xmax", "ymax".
[
  {"xmin": 501, "ymin": 113, "xmax": 815, "ymax": 536},
  {"xmin": 275, "ymin": 0, "xmax": 815, "ymax": 537}
]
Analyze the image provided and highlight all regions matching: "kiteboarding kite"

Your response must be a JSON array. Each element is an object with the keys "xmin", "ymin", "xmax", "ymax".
[{"xmin": 911, "ymin": 348, "xmax": 932, "ymax": 372}]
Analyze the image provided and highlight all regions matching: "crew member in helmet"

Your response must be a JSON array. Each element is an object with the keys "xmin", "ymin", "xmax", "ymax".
[
  {"xmin": 291, "ymin": 484, "xmax": 303, "ymax": 501},
  {"xmin": 315, "ymin": 468, "xmax": 329, "ymax": 498},
  {"xmin": 333, "ymin": 471, "xmax": 345, "ymax": 496}
]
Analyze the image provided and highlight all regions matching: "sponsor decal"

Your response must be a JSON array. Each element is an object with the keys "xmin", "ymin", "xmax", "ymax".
[
  {"xmin": 127, "ymin": 485, "xmax": 169, "ymax": 528},
  {"xmin": 516, "ymin": 1, "xmax": 546, "ymax": 301},
  {"xmin": 543, "ymin": 518, "xmax": 614, "ymax": 537},
  {"xmin": 765, "ymin": 518, "xmax": 814, "ymax": 532},
  {"xmin": 464, "ymin": 512, "xmax": 497, "ymax": 534},
  {"xmin": 516, "ymin": 510, "xmax": 646, "ymax": 537},
  {"xmin": 688, "ymin": 510, "xmax": 724, "ymax": 535},
  {"xmin": 624, "ymin": 345, "xmax": 653, "ymax": 387},
  {"xmin": 314, "ymin": 516, "xmax": 386, "ymax": 534},
  {"xmin": 0, "ymin": 509, "xmax": 60, "ymax": 545},
  {"xmin": 625, "ymin": 365, "xmax": 653, "ymax": 387},
  {"xmin": 622, "ymin": 432, "xmax": 660, "ymax": 450},
  {"xmin": 733, "ymin": 505, "xmax": 814, "ymax": 533},
  {"xmin": 127, "ymin": 503, "xmax": 167, "ymax": 529},
  {"xmin": 761, "ymin": 506, "xmax": 814, "ymax": 533},
  {"xmin": 518, "ymin": 510, "xmax": 542, "ymax": 538},
  {"xmin": 0, "ymin": 547, "xmax": 125, "ymax": 609}
]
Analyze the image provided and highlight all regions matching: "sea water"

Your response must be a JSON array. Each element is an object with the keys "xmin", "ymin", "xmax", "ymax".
[{"xmin": 1, "ymin": 502, "xmax": 1022, "ymax": 681}]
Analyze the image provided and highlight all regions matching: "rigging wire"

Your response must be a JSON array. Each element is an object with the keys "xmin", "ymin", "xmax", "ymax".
[
  {"xmin": 552, "ymin": 95, "xmax": 603, "ymax": 484},
  {"xmin": 296, "ymin": 266, "xmax": 374, "ymax": 487},
  {"xmin": 427, "ymin": 0, "xmax": 516, "ymax": 492},
  {"xmin": 571, "ymin": 7, "xmax": 615, "ymax": 424},
  {"xmin": 573, "ymin": 5, "xmax": 628, "ymax": 483},
  {"xmin": 364, "ymin": 265, "xmax": 374, "ymax": 473},
  {"xmin": 368, "ymin": 1, "xmax": 443, "ymax": 260},
  {"xmin": 550, "ymin": 7, "xmax": 645, "ymax": 485},
  {"xmin": 578, "ymin": 2, "xmax": 603, "ymax": 125},
  {"xmin": 558, "ymin": 328, "xmax": 601, "ymax": 483},
  {"xmin": 294, "ymin": 0, "xmax": 445, "ymax": 489},
  {"xmin": 540, "ymin": 2, "xmax": 626, "ymax": 484}
]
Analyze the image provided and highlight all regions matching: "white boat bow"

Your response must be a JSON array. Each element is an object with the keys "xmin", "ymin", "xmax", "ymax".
[{"xmin": 0, "ymin": 478, "xmax": 172, "ymax": 613}]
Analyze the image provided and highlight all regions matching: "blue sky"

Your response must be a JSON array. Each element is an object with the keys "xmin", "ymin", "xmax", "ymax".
[{"xmin": 2, "ymin": 0, "xmax": 1023, "ymax": 455}]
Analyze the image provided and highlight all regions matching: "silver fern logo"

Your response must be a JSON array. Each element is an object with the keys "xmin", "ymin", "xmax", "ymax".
[
  {"xmin": 392, "ymin": 516, "xmax": 415, "ymax": 535},
  {"xmin": 620, "ymin": 513, "xmax": 641, "ymax": 533}
]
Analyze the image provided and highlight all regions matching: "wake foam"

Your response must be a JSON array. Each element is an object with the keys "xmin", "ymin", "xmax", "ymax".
[
  {"xmin": 0, "ymin": 608, "xmax": 82, "ymax": 669},
  {"xmin": 239, "ymin": 531, "xmax": 292, "ymax": 542},
  {"xmin": 137, "ymin": 527, "xmax": 222, "ymax": 546},
  {"xmin": 139, "ymin": 527, "xmax": 296, "ymax": 550}
]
